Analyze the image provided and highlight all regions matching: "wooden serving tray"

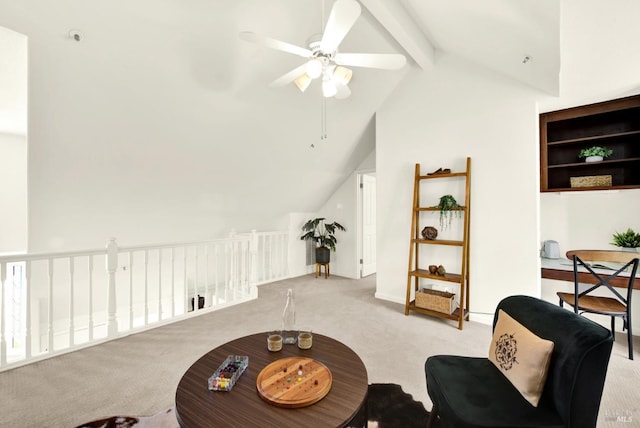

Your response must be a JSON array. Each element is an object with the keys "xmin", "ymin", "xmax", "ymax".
[{"xmin": 256, "ymin": 357, "xmax": 332, "ymax": 408}]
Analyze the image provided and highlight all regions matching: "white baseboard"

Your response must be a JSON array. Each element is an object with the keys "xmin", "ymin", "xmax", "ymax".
[
  {"xmin": 469, "ymin": 312, "xmax": 494, "ymax": 325},
  {"xmin": 374, "ymin": 292, "xmax": 405, "ymax": 305}
]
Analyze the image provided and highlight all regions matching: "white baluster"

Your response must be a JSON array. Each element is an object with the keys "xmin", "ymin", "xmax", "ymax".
[
  {"xmin": 242, "ymin": 239, "xmax": 248, "ymax": 294},
  {"xmin": 47, "ymin": 258, "xmax": 54, "ymax": 352},
  {"xmin": 278, "ymin": 233, "xmax": 283, "ymax": 277},
  {"xmin": 214, "ymin": 244, "xmax": 220, "ymax": 305},
  {"xmin": 170, "ymin": 248, "xmax": 175, "ymax": 318},
  {"xmin": 268, "ymin": 235, "xmax": 273, "ymax": 281},
  {"xmin": 224, "ymin": 242, "xmax": 229, "ymax": 303},
  {"xmin": 68, "ymin": 257, "xmax": 75, "ymax": 347},
  {"xmin": 157, "ymin": 249, "xmax": 162, "ymax": 321},
  {"xmin": 88, "ymin": 257, "xmax": 94, "ymax": 341},
  {"xmin": 261, "ymin": 235, "xmax": 266, "ymax": 283},
  {"xmin": 232, "ymin": 241, "xmax": 237, "ymax": 299},
  {"xmin": 128, "ymin": 252, "xmax": 134, "ymax": 330},
  {"xmin": 194, "ymin": 246, "xmax": 199, "ymax": 311},
  {"xmin": 250, "ymin": 230, "xmax": 258, "ymax": 289},
  {"xmin": 205, "ymin": 245, "xmax": 209, "ymax": 308},
  {"xmin": 106, "ymin": 238, "xmax": 118, "ymax": 337},
  {"xmin": 144, "ymin": 250, "xmax": 148, "ymax": 325},
  {"xmin": 1, "ymin": 262, "xmax": 7, "ymax": 366},
  {"xmin": 273, "ymin": 234, "xmax": 279, "ymax": 279},
  {"xmin": 183, "ymin": 247, "xmax": 188, "ymax": 314},
  {"xmin": 25, "ymin": 261, "xmax": 32, "ymax": 358}
]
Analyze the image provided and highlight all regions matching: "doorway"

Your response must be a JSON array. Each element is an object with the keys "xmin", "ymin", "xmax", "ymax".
[{"xmin": 358, "ymin": 173, "xmax": 376, "ymax": 277}]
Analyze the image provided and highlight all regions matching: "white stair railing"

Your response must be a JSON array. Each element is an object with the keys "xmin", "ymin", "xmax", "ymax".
[{"xmin": 0, "ymin": 231, "xmax": 288, "ymax": 371}]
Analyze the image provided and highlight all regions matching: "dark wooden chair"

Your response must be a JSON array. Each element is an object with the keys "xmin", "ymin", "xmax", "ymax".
[
  {"xmin": 558, "ymin": 250, "xmax": 639, "ymax": 360},
  {"xmin": 425, "ymin": 295, "xmax": 614, "ymax": 428}
]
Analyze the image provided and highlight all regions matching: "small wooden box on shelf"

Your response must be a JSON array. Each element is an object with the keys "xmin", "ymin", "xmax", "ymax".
[
  {"xmin": 540, "ymin": 94, "xmax": 640, "ymax": 192},
  {"xmin": 404, "ymin": 158, "xmax": 471, "ymax": 330}
]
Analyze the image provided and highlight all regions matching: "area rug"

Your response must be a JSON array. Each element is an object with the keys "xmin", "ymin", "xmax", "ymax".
[{"xmin": 76, "ymin": 383, "xmax": 430, "ymax": 428}]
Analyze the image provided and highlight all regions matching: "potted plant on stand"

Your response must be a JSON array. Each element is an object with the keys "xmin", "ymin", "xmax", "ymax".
[
  {"xmin": 300, "ymin": 218, "xmax": 346, "ymax": 263},
  {"xmin": 611, "ymin": 228, "xmax": 640, "ymax": 252},
  {"xmin": 579, "ymin": 146, "xmax": 613, "ymax": 162}
]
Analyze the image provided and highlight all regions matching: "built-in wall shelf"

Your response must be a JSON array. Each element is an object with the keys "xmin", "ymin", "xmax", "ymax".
[{"xmin": 540, "ymin": 94, "xmax": 640, "ymax": 192}]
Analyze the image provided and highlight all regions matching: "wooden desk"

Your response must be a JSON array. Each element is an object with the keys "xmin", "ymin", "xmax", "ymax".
[
  {"xmin": 175, "ymin": 332, "xmax": 368, "ymax": 428},
  {"xmin": 541, "ymin": 258, "xmax": 640, "ymax": 290}
]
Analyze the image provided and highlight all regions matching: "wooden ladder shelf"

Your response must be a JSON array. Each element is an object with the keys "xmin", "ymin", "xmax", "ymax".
[{"xmin": 404, "ymin": 158, "xmax": 471, "ymax": 329}]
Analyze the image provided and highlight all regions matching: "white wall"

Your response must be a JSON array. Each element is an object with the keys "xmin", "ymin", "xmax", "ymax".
[
  {"xmin": 286, "ymin": 212, "xmax": 316, "ymax": 278},
  {"xmin": 312, "ymin": 129, "xmax": 378, "ymax": 279},
  {"xmin": 376, "ymin": 54, "xmax": 541, "ymax": 317},
  {"xmin": 0, "ymin": 1, "xmax": 403, "ymax": 254},
  {"xmin": 314, "ymin": 173, "xmax": 358, "ymax": 279},
  {"xmin": 0, "ymin": 25, "xmax": 27, "ymax": 253},
  {"xmin": 0, "ymin": 26, "xmax": 27, "ymax": 136},
  {"xmin": 536, "ymin": 0, "xmax": 640, "ymax": 333},
  {"xmin": 0, "ymin": 133, "xmax": 27, "ymax": 252},
  {"xmin": 540, "ymin": 191, "xmax": 640, "ymax": 255}
]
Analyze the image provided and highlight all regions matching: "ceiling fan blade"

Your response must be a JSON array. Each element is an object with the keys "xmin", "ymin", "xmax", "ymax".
[
  {"xmin": 239, "ymin": 31, "xmax": 311, "ymax": 58},
  {"xmin": 270, "ymin": 63, "xmax": 309, "ymax": 87},
  {"xmin": 320, "ymin": 0, "xmax": 361, "ymax": 53},
  {"xmin": 335, "ymin": 53, "xmax": 407, "ymax": 70}
]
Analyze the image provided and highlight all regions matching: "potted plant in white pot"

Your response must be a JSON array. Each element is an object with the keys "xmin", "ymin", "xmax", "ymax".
[
  {"xmin": 579, "ymin": 146, "xmax": 613, "ymax": 162},
  {"xmin": 300, "ymin": 218, "xmax": 346, "ymax": 263},
  {"xmin": 611, "ymin": 228, "xmax": 640, "ymax": 252}
]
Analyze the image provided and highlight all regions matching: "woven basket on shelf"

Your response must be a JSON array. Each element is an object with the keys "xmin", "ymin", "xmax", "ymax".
[
  {"xmin": 415, "ymin": 289, "xmax": 455, "ymax": 314},
  {"xmin": 570, "ymin": 175, "xmax": 612, "ymax": 188}
]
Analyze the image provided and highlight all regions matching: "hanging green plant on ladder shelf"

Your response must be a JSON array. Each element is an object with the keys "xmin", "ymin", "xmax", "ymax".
[{"xmin": 434, "ymin": 194, "xmax": 463, "ymax": 230}]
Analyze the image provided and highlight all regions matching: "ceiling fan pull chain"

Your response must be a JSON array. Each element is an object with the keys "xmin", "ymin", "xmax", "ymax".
[
  {"xmin": 324, "ymin": 98, "xmax": 327, "ymax": 139},
  {"xmin": 321, "ymin": 98, "xmax": 327, "ymax": 140}
]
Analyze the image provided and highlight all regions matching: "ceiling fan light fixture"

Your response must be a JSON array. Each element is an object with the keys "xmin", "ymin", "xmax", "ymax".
[
  {"xmin": 306, "ymin": 59, "xmax": 323, "ymax": 79},
  {"xmin": 333, "ymin": 66, "xmax": 352, "ymax": 85},
  {"xmin": 334, "ymin": 83, "xmax": 351, "ymax": 99},
  {"xmin": 294, "ymin": 73, "xmax": 312, "ymax": 92},
  {"xmin": 322, "ymin": 79, "xmax": 337, "ymax": 98}
]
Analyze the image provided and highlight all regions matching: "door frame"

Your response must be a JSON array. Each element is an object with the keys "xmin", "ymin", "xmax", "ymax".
[{"xmin": 356, "ymin": 170, "xmax": 376, "ymax": 278}]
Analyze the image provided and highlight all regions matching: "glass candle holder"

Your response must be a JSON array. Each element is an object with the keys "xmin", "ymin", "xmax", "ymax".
[
  {"xmin": 297, "ymin": 330, "xmax": 313, "ymax": 350},
  {"xmin": 267, "ymin": 332, "xmax": 283, "ymax": 352}
]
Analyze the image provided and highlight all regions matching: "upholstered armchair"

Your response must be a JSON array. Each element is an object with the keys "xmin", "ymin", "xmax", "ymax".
[{"xmin": 425, "ymin": 295, "xmax": 614, "ymax": 428}]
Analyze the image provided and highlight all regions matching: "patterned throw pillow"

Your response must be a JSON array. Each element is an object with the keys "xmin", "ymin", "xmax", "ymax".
[{"xmin": 488, "ymin": 309, "xmax": 554, "ymax": 407}]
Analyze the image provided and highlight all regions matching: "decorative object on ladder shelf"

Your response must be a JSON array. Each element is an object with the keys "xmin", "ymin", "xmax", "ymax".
[
  {"xmin": 421, "ymin": 226, "xmax": 438, "ymax": 240},
  {"xmin": 433, "ymin": 195, "xmax": 463, "ymax": 230},
  {"xmin": 415, "ymin": 288, "xmax": 455, "ymax": 314}
]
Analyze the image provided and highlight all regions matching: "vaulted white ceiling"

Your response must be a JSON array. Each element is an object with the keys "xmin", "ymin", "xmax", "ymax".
[
  {"xmin": 0, "ymin": 0, "xmax": 563, "ymax": 234},
  {"xmin": 0, "ymin": 26, "xmax": 27, "ymax": 136},
  {"xmin": 0, "ymin": 0, "xmax": 561, "ymax": 138}
]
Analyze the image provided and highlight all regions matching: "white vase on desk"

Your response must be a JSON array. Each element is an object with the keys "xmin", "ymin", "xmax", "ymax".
[{"xmin": 619, "ymin": 247, "xmax": 638, "ymax": 253}]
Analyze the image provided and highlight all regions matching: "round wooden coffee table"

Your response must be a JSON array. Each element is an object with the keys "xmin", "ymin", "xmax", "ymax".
[{"xmin": 175, "ymin": 332, "xmax": 368, "ymax": 427}]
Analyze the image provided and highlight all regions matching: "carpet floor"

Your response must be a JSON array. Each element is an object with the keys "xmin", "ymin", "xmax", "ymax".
[
  {"xmin": 76, "ymin": 383, "xmax": 429, "ymax": 428},
  {"xmin": 2, "ymin": 274, "xmax": 637, "ymax": 427}
]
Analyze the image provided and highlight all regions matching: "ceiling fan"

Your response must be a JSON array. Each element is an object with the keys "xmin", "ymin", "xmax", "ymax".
[{"xmin": 239, "ymin": 0, "xmax": 407, "ymax": 99}]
